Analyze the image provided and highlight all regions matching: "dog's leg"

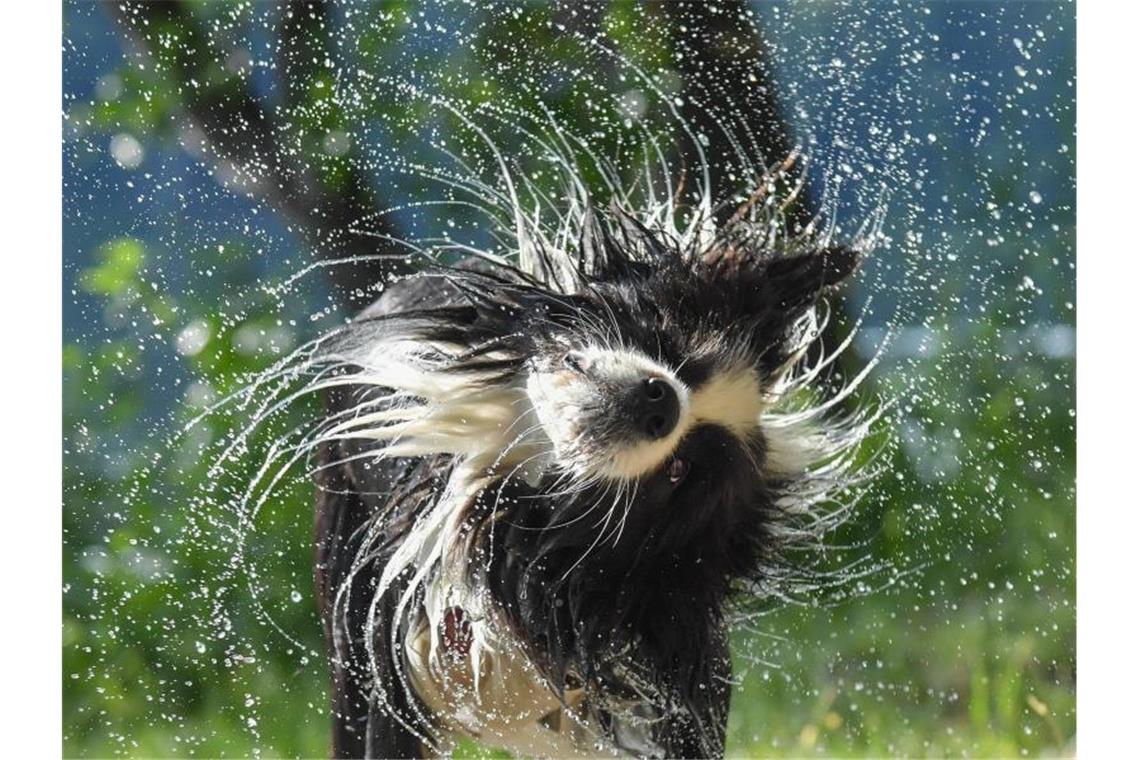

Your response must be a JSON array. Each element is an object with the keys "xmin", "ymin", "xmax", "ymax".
[
  {"xmin": 315, "ymin": 439, "xmax": 428, "ymax": 759},
  {"xmin": 361, "ymin": 577, "xmax": 437, "ymax": 759},
  {"xmin": 657, "ymin": 624, "xmax": 732, "ymax": 759},
  {"xmin": 315, "ymin": 445, "xmax": 369, "ymax": 757}
]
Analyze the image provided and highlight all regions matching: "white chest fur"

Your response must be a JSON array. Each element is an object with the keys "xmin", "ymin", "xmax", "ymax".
[{"xmin": 403, "ymin": 614, "xmax": 615, "ymax": 758}]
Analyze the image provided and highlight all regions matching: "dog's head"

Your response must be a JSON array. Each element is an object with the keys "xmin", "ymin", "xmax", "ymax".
[
  {"xmin": 524, "ymin": 216, "xmax": 860, "ymax": 497},
  {"xmin": 322, "ymin": 204, "xmax": 867, "ymax": 572},
  {"xmin": 477, "ymin": 209, "xmax": 859, "ymax": 568}
]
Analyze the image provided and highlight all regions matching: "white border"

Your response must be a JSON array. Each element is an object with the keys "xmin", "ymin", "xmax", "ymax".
[
  {"xmin": 1, "ymin": 0, "xmax": 63, "ymax": 753},
  {"xmin": 1076, "ymin": 2, "xmax": 1140, "ymax": 754}
]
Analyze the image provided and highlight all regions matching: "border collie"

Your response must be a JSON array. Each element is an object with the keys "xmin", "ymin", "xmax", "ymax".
[{"xmin": 308, "ymin": 148, "xmax": 878, "ymax": 757}]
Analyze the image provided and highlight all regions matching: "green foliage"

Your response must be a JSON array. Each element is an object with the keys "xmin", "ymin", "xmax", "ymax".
[{"xmin": 79, "ymin": 239, "xmax": 146, "ymax": 297}]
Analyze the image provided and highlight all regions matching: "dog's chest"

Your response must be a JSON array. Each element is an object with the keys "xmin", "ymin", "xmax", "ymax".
[{"xmin": 403, "ymin": 610, "xmax": 616, "ymax": 757}]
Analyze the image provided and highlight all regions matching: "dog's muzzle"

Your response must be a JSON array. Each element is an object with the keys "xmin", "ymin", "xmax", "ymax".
[{"xmin": 526, "ymin": 347, "xmax": 690, "ymax": 479}]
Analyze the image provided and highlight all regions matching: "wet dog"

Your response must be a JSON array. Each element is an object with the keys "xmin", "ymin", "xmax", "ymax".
[{"xmin": 311, "ymin": 172, "xmax": 874, "ymax": 757}]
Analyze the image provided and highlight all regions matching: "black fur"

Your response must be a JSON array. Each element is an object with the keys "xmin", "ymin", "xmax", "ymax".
[
  {"xmin": 314, "ymin": 209, "xmax": 859, "ymax": 758},
  {"xmin": 315, "ymin": 404, "xmax": 440, "ymax": 758}
]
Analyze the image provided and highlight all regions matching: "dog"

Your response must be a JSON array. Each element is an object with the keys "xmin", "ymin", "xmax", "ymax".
[{"xmin": 308, "ymin": 158, "xmax": 875, "ymax": 757}]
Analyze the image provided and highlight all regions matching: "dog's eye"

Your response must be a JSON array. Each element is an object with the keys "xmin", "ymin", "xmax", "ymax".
[
  {"xmin": 563, "ymin": 351, "xmax": 589, "ymax": 374},
  {"xmin": 667, "ymin": 456, "xmax": 690, "ymax": 485}
]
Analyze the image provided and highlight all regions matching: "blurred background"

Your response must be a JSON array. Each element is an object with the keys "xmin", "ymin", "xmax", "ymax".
[{"xmin": 63, "ymin": 2, "xmax": 1074, "ymax": 757}]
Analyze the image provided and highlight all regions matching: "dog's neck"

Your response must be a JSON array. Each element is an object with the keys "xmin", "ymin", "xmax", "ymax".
[{"xmin": 470, "ymin": 472, "xmax": 735, "ymax": 746}]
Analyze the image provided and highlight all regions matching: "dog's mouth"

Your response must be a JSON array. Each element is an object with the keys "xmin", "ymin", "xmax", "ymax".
[{"xmin": 525, "ymin": 347, "xmax": 692, "ymax": 481}]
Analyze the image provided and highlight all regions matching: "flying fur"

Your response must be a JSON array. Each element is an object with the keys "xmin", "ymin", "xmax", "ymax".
[{"xmin": 210, "ymin": 88, "xmax": 883, "ymax": 758}]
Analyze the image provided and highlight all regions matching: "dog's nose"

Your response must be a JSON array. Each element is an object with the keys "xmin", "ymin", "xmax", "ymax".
[{"xmin": 637, "ymin": 377, "xmax": 680, "ymax": 440}]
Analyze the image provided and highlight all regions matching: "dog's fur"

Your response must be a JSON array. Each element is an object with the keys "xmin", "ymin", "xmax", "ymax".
[{"xmin": 307, "ymin": 166, "xmax": 878, "ymax": 756}]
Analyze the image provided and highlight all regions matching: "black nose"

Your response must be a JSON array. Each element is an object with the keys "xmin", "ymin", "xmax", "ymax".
[{"xmin": 637, "ymin": 377, "xmax": 680, "ymax": 440}]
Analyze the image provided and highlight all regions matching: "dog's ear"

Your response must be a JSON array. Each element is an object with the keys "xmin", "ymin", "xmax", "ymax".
[
  {"xmin": 817, "ymin": 245, "xmax": 863, "ymax": 288},
  {"xmin": 610, "ymin": 202, "xmax": 670, "ymax": 261},
  {"xmin": 744, "ymin": 246, "xmax": 861, "ymax": 374},
  {"xmin": 578, "ymin": 206, "xmax": 627, "ymax": 279},
  {"xmin": 579, "ymin": 204, "xmax": 674, "ymax": 280},
  {"xmin": 763, "ymin": 245, "xmax": 862, "ymax": 312}
]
